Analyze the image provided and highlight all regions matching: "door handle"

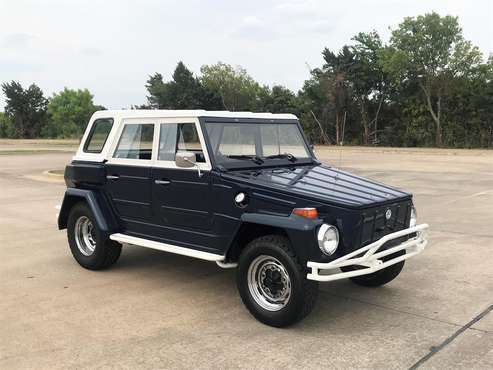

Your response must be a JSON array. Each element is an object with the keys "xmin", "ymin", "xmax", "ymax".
[
  {"xmin": 106, "ymin": 175, "xmax": 119, "ymax": 180},
  {"xmin": 155, "ymin": 179, "xmax": 171, "ymax": 185}
]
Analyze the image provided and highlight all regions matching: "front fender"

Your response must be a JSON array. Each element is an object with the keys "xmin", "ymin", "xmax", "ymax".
[
  {"xmin": 240, "ymin": 213, "xmax": 322, "ymax": 231},
  {"xmin": 57, "ymin": 188, "xmax": 119, "ymax": 237},
  {"xmin": 240, "ymin": 213, "xmax": 323, "ymax": 263}
]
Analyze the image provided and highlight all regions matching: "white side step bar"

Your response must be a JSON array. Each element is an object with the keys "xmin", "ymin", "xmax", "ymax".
[{"xmin": 110, "ymin": 233, "xmax": 225, "ymax": 262}]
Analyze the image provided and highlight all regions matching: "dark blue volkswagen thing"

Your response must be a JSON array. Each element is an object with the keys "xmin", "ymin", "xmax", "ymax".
[{"xmin": 58, "ymin": 110, "xmax": 429, "ymax": 327}]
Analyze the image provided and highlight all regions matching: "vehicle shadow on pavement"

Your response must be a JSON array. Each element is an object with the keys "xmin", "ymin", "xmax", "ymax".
[{"xmin": 109, "ymin": 245, "xmax": 411, "ymax": 333}]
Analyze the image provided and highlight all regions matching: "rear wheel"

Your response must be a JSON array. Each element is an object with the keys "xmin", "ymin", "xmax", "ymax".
[
  {"xmin": 67, "ymin": 202, "xmax": 121, "ymax": 270},
  {"xmin": 237, "ymin": 235, "xmax": 318, "ymax": 327}
]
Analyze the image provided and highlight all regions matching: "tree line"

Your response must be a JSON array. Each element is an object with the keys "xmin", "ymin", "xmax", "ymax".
[
  {"xmin": 1, "ymin": 12, "xmax": 492, "ymax": 147},
  {"xmin": 0, "ymin": 84, "xmax": 104, "ymax": 139}
]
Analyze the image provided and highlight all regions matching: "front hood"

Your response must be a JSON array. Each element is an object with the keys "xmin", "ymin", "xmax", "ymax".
[{"xmin": 222, "ymin": 164, "xmax": 411, "ymax": 209}]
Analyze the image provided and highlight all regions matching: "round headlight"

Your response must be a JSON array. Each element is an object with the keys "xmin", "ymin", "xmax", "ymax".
[
  {"xmin": 410, "ymin": 206, "xmax": 417, "ymax": 227},
  {"xmin": 317, "ymin": 224, "xmax": 339, "ymax": 256}
]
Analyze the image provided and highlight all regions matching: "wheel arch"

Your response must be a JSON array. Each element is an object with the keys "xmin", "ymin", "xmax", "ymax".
[
  {"xmin": 58, "ymin": 188, "xmax": 119, "ymax": 237},
  {"xmin": 225, "ymin": 213, "xmax": 322, "ymax": 264}
]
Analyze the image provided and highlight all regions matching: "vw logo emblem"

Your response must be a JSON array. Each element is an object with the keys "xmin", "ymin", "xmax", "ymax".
[{"xmin": 385, "ymin": 209, "xmax": 392, "ymax": 220}]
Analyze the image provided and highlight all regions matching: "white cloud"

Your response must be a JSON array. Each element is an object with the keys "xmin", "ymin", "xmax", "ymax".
[
  {"xmin": 275, "ymin": 0, "xmax": 320, "ymax": 16},
  {"xmin": 1, "ymin": 33, "xmax": 35, "ymax": 49},
  {"xmin": 242, "ymin": 15, "xmax": 262, "ymax": 25}
]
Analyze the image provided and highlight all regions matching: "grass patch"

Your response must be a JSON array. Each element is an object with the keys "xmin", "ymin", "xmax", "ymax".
[{"xmin": 0, "ymin": 139, "xmax": 79, "ymax": 146}]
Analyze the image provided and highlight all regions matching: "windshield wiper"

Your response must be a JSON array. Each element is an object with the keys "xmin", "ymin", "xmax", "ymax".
[
  {"xmin": 263, "ymin": 153, "xmax": 297, "ymax": 162},
  {"xmin": 227, "ymin": 154, "xmax": 264, "ymax": 165}
]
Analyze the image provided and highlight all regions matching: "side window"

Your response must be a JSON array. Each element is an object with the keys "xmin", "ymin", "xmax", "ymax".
[
  {"xmin": 158, "ymin": 123, "xmax": 177, "ymax": 161},
  {"xmin": 158, "ymin": 123, "xmax": 205, "ymax": 163},
  {"xmin": 83, "ymin": 118, "xmax": 113, "ymax": 153},
  {"xmin": 114, "ymin": 124, "xmax": 154, "ymax": 160}
]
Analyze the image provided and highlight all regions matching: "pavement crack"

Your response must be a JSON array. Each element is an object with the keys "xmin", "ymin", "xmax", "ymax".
[
  {"xmin": 469, "ymin": 327, "xmax": 491, "ymax": 334},
  {"xmin": 408, "ymin": 303, "xmax": 493, "ymax": 369}
]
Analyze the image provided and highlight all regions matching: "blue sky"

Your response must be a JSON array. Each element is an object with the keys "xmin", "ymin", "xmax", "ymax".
[{"xmin": 0, "ymin": 0, "xmax": 492, "ymax": 110}]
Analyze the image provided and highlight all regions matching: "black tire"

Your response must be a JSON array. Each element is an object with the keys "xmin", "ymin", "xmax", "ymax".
[
  {"xmin": 344, "ymin": 250, "xmax": 405, "ymax": 287},
  {"xmin": 67, "ymin": 202, "xmax": 121, "ymax": 270},
  {"xmin": 237, "ymin": 235, "xmax": 318, "ymax": 327}
]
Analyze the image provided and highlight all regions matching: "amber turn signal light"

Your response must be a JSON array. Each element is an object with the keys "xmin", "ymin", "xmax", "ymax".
[{"xmin": 292, "ymin": 207, "xmax": 318, "ymax": 219}]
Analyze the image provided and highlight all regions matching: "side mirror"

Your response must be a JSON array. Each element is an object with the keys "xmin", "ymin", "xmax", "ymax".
[{"xmin": 175, "ymin": 151, "xmax": 196, "ymax": 168}]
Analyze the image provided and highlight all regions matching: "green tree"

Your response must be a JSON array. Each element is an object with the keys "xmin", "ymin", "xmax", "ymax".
[
  {"xmin": 350, "ymin": 31, "xmax": 390, "ymax": 144},
  {"xmin": 298, "ymin": 72, "xmax": 335, "ymax": 144},
  {"xmin": 146, "ymin": 73, "xmax": 168, "ymax": 108},
  {"xmin": 320, "ymin": 46, "xmax": 354, "ymax": 144},
  {"xmin": 146, "ymin": 62, "xmax": 222, "ymax": 109},
  {"xmin": 0, "ymin": 112, "xmax": 14, "ymax": 138},
  {"xmin": 475, "ymin": 58, "xmax": 493, "ymax": 147},
  {"xmin": 200, "ymin": 62, "xmax": 267, "ymax": 111},
  {"xmin": 43, "ymin": 88, "xmax": 101, "ymax": 138},
  {"xmin": 2, "ymin": 81, "xmax": 48, "ymax": 138},
  {"xmin": 444, "ymin": 56, "xmax": 493, "ymax": 147},
  {"xmin": 261, "ymin": 85, "xmax": 299, "ymax": 114},
  {"xmin": 383, "ymin": 12, "xmax": 484, "ymax": 146}
]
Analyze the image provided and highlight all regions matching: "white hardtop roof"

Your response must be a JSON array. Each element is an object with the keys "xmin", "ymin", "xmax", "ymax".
[{"xmin": 92, "ymin": 109, "xmax": 298, "ymax": 121}]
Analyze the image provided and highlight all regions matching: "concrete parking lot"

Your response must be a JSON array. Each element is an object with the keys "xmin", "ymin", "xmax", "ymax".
[{"xmin": 0, "ymin": 144, "xmax": 492, "ymax": 369}]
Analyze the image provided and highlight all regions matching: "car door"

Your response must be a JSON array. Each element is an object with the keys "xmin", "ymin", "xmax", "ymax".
[
  {"xmin": 104, "ymin": 119, "xmax": 157, "ymax": 232},
  {"xmin": 150, "ymin": 119, "xmax": 217, "ymax": 251}
]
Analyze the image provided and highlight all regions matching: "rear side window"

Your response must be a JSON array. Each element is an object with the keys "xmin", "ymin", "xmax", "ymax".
[
  {"xmin": 84, "ymin": 118, "xmax": 113, "ymax": 153},
  {"xmin": 114, "ymin": 124, "xmax": 154, "ymax": 160}
]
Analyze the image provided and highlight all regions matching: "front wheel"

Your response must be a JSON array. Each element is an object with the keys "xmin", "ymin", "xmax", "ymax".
[
  {"xmin": 343, "ymin": 250, "xmax": 405, "ymax": 287},
  {"xmin": 67, "ymin": 202, "xmax": 121, "ymax": 270},
  {"xmin": 237, "ymin": 235, "xmax": 318, "ymax": 327}
]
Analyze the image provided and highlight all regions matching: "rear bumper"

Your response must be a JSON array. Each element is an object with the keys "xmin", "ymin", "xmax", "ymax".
[{"xmin": 307, "ymin": 224, "xmax": 429, "ymax": 282}]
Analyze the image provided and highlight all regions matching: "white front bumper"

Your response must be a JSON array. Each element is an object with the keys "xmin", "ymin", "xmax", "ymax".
[{"xmin": 307, "ymin": 223, "xmax": 429, "ymax": 282}]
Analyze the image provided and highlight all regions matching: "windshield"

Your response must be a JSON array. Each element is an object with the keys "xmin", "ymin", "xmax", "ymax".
[{"xmin": 205, "ymin": 121, "xmax": 312, "ymax": 167}]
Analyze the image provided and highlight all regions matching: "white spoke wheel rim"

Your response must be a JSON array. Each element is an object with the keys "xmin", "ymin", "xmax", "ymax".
[
  {"xmin": 247, "ymin": 255, "xmax": 292, "ymax": 311},
  {"xmin": 74, "ymin": 216, "xmax": 97, "ymax": 256}
]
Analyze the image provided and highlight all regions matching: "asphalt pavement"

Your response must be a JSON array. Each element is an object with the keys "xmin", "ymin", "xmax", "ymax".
[{"xmin": 0, "ymin": 146, "xmax": 492, "ymax": 369}]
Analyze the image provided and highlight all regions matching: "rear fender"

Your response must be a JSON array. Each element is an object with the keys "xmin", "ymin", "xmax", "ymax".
[{"xmin": 57, "ymin": 188, "xmax": 119, "ymax": 238}]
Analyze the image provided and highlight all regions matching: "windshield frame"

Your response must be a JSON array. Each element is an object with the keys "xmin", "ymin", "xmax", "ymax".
[{"xmin": 199, "ymin": 117, "xmax": 316, "ymax": 170}]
